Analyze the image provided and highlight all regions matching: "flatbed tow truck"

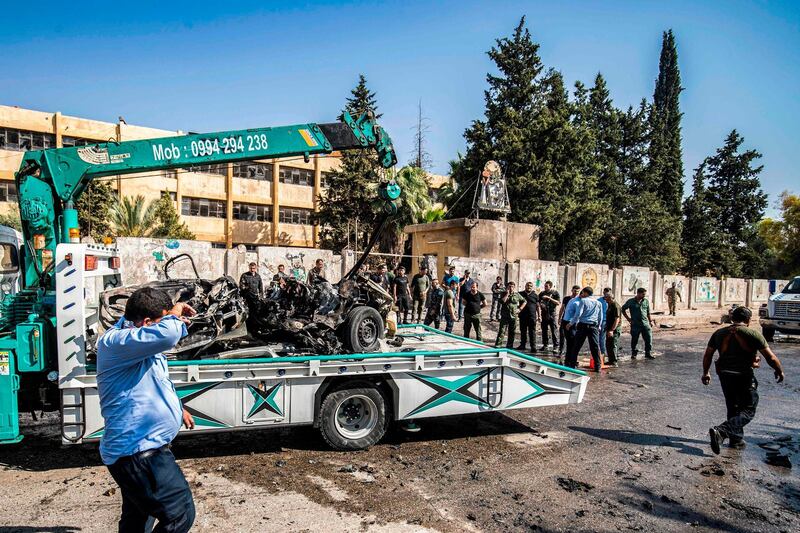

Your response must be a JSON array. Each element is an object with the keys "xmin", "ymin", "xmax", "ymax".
[{"xmin": 0, "ymin": 111, "xmax": 588, "ymax": 450}]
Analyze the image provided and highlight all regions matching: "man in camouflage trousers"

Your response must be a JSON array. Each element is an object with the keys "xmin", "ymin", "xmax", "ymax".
[{"xmin": 495, "ymin": 281, "xmax": 527, "ymax": 349}]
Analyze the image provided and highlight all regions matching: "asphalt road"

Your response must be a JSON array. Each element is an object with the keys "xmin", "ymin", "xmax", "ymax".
[{"xmin": 1, "ymin": 326, "xmax": 798, "ymax": 532}]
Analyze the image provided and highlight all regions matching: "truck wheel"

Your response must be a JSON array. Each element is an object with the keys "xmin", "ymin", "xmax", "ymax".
[
  {"xmin": 344, "ymin": 306, "xmax": 384, "ymax": 353},
  {"xmin": 762, "ymin": 327, "xmax": 775, "ymax": 342},
  {"xmin": 319, "ymin": 386, "xmax": 388, "ymax": 450}
]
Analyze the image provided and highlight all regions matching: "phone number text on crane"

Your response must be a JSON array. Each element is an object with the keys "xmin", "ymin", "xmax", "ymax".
[{"xmin": 151, "ymin": 134, "xmax": 270, "ymax": 161}]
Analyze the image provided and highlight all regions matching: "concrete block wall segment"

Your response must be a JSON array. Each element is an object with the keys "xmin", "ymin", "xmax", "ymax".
[
  {"xmin": 517, "ymin": 259, "xmax": 560, "ymax": 292},
  {"xmin": 116, "ymin": 237, "xmax": 217, "ymax": 285},
  {"xmin": 691, "ymin": 276, "xmax": 721, "ymax": 308},
  {"xmin": 722, "ymin": 278, "xmax": 747, "ymax": 306},
  {"xmin": 748, "ymin": 279, "xmax": 769, "ymax": 306},
  {"xmin": 445, "ymin": 256, "xmax": 503, "ymax": 291}
]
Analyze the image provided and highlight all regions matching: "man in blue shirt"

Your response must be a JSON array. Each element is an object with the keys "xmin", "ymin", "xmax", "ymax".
[
  {"xmin": 565, "ymin": 287, "xmax": 603, "ymax": 371},
  {"xmin": 97, "ymin": 287, "xmax": 197, "ymax": 532}
]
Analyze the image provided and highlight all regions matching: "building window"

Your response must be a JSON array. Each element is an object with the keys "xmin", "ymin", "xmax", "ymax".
[
  {"xmin": 233, "ymin": 202, "xmax": 272, "ymax": 222},
  {"xmin": 321, "ymin": 172, "xmax": 331, "ymax": 188},
  {"xmin": 180, "ymin": 196, "xmax": 227, "ymax": 218},
  {"xmin": 233, "ymin": 243, "xmax": 258, "ymax": 251},
  {"xmin": 278, "ymin": 166, "xmax": 313, "ymax": 186},
  {"xmin": 62, "ymin": 136, "xmax": 102, "ymax": 147},
  {"xmin": 211, "ymin": 242, "xmax": 227, "ymax": 249},
  {"xmin": 188, "ymin": 163, "xmax": 227, "ymax": 176},
  {"xmin": 279, "ymin": 206, "xmax": 313, "ymax": 225},
  {"xmin": 0, "ymin": 128, "xmax": 56, "ymax": 151},
  {"xmin": 233, "ymin": 161, "xmax": 273, "ymax": 181},
  {"xmin": 0, "ymin": 181, "xmax": 18, "ymax": 203}
]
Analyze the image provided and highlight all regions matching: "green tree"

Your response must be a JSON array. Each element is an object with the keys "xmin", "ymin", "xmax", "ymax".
[
  {"xmin": 76, "ymin": 180, "xmax": 116, "ymax": 241},
  {"xmin": 449, "ymin": 17, "xmax": 600, "ymax": 263},
  {"xmin": 758, "ymin": 191, "xmax": 800, "ymax": 277},
  {"xmin": 377, "ymin": 166, "xmax": 431, "ymax": 254},
  {"xmin": 647, "ymin": 29, "xmax": 684, "ymax": 272},
  {"xmin": 0, "ymin": 206, "xmax": 22, "ymax": 231},
  {"xmin": 317, "ymin": 75, "xmax": 384, "ymax": 251},
  {"xmin": 705, "ymin": 130, "xmax": 767, "ymax": 277},
  {"xmin": 681, "ymin": 163, "xmax": 719, "ymax": 276},
  {"xmin": 151, "ymin": 193, "xmax": 195, "ymax": 239},
  {"xmin": 110, "ymin": 195, "xmax": 159, "ymax": 237}
]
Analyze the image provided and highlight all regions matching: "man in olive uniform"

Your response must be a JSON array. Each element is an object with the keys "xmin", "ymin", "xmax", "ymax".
[
  {"xmin": 516, "ymin": 282, "xmax": 539, "ymax": 352},
  {"xmin": 411, "ymin": 266, "xmax": 431, "ymax": 323},
  {"xmin": 703, "ymin": 306, "xmax": 784, "ymax": 453},
  {"xmin": 622, "ymin": 287, "xmax": 655, "ymax": 359},
  {"xmin": 495, "ymin": 281, "xmax": 526, "ymax": 349},
  {"xmin": 307, "ymin": 258, "xmax": 326, "ymax": 285},
  {"xmin": 603, "ymin": 292, "xmax": 622, "ymax": 366},
  {"xmin": 665, "ymin": 282, "xmax": 682, "ymax": 316}
]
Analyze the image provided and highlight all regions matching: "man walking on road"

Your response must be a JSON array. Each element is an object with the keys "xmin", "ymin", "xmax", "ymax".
[
  {"xmin": 97, "ymin": 287, "xmax": 197, "ymax": 532},
  {"xmin": 538, "ymin": 281, "xmax": 560, "ymax": 352},
  {"xmin": 622, "ymin": 287, "xmax": 656, "ymax": 359},
  {"xmin": 411, "ymin": 266, "xmax": 431, "ymax": 323},
  {"xmin": 559, "ymin": 285, "xmax": 581, "ymax": 362},
  {"xmin": 424, "ymin": 278, "xmax": 445, "ymax": 329},
  {"xmin": 462, "ymin": 282, "xmax": 487, "ymax": 341},
  {"xmin": 703, "ymin": 306, "xmax": 785, "ymax": 454},
  {"xmin": 566, "ymin": 287, "xmax": 602, "ymax": 372},
  {"xmin": 490, "ymin": 276, "xmax": 505, "ymax": 322},
  {"xmin": 495, "ymin": 281, "xmax": 526, "ymax": 349},
  {"xmin": 665, "ymin": 282, "xmax": 682, "ymax": 316},
  {"xmin": 517, "ymin": 282, "xmax": 539, "ymax": 352},
  {"xmin": 604, "ymin": 292, "xmax": 622, "ymax": 367}
]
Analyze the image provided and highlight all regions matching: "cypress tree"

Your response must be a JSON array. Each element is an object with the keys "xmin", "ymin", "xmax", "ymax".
[
  {"xmin": 647, "ymin": 29, "xmax": 683, "ymax": 272},
  {"xmin": 681, "ymin": 163, "xmax": 718, "ymax": 276},
  {"xmin": 317, "ymin": 75, "xmax": 384, "ymax": 251}
]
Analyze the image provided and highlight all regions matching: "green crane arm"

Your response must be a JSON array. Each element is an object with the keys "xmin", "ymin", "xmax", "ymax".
[{"xmin": 13, "ymin": 112, "xmax": 396, "ymax": 290}]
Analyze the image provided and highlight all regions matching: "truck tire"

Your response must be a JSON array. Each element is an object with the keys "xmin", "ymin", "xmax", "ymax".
[
  {"xmin": 762, "ymin": 326, "xmax": 775, "ymax": 342},
  {"xmin": 343, "ymin": 306, "xmax": 384, "ymax": 353},
  {"xmin": 319, "ymin": 386, "xmax": 388, "ymax": 450}
]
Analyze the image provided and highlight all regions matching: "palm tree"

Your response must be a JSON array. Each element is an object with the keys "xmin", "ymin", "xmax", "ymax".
[
  {"xmin": 421, "ymin": 205, "xmax": 447, "ymax": 223},
  {"xmin": 109, "ymin": 195, "xmax": 159, "ymax": 237},
  {"xmin": 377, "ymin": 166, "xmax": 432, "ymax": 254}
]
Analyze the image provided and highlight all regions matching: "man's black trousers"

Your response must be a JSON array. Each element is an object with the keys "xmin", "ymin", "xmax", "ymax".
[
  {"xmin": 107, "ymin": 445, "xmax": 195, "ymax": 533},
  {"xmin": 518, "ymin": 315, "xmax": 537, "ymax": 350},
  {"xmin": 566, "ymin": 323, "xmax": 601, "ymax": 370},
  {"xmin": 717, "ymin": 372, "xmax": 759, "ymax": 441}
]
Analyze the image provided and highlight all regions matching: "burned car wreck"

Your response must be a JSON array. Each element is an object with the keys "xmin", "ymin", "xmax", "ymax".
[{"xmin": 96, "ymin": 254, "xmax": 394, "ymax": 360}]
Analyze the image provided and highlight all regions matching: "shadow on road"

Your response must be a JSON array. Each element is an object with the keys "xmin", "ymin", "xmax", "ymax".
[
  {"xmin": 569, "ymin": 426, "xmax": 708, "ymax": 457},
  {"xmin": 1, "ymin": 412, "xmax": 532, "ymax": 472}
]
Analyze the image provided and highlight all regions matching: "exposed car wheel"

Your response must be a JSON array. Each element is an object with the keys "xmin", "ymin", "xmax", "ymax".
[
  {"xmin": 344, "ymin": 306, "xmax": 384, "ymax": 353},
  {"xmin": 319, "ymin": 386, "xmax": 388, "ymax": 450},
  {"xmin": 762, "ymin": 326, "xmax": 775, "ymax": 342}
]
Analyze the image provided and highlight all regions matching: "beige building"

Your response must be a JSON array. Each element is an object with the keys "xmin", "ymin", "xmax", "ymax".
[{"xmin": 0, "ymin": 104, "xmax": 340, "ymax": 249}]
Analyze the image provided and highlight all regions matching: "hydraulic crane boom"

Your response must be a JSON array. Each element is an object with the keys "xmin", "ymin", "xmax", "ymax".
[{"xmin": 13, "ymin": 112, "xmax": 396, "ymax": 291}]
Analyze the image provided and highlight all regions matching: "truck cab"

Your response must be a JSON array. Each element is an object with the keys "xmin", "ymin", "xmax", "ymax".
[{"xmin": 759, "ymin": 276, "xmax": 800, "ymax": 341}]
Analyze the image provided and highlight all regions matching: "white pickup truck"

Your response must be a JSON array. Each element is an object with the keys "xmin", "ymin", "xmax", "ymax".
[{"xmin": 759, "ymin": 276, "xmax": 800, "ymax": 341}]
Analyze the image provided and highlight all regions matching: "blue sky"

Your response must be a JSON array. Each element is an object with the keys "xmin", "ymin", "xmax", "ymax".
[{"xmin": 2, "ymin": 1, "xmax": 797, "ymax": 216}]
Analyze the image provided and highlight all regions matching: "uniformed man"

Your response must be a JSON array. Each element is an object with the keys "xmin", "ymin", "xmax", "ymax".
[
  {"xmin": 307, "ymin": 258, "xmax": 326, "ymax": 285},
  {"xmin": 239, "ymin": 262, "xmax": 263, "ymax": 306},
  {"xmin": 462, "ymin": 282, "xmax": 487, "ymax": 341},
  {"xmin": 424, "ymin": 278, "xmax": 445, "ymax": 329},
  {"xmin": 411, "ymin": 266, "xmax": 431, "ymax": 323},
  {"xmin": 622, "ymin": 287, "xmax": 655, "ymax": 359},
  {"xmin": 495, "ymin": 281, "xmax": 526, "ymax": 349},
  {"xmin": 665, "ymin": 282, "xmax": 682, "ymax": 316},
  {"xmin": 443, "ymin": 279, "xmax": 458, "ymax": 333},
  {"xmin": 603, "ymin": 292, "xmax": 622, "ymax": 367},
  {"xmin": 490, "ymin": 276, "xmax": 505, "ymax": 322},
  {"xmin": 538, "ymin": 281, "xmax": 560, "ymax": 351},
  {"xmin": 703, "ymin": 306, "xmax": 785, "ymax": 454},
  {"xmin": 516, "ymin": 282, "xmax": 539, "ymax": 352}
]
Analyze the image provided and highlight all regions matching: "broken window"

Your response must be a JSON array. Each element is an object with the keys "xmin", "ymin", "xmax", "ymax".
[
  {"xmin": 278, "ymin": 207, "xmax": 313, "ymax": 225},
  {"xmin": 278, "ymin": 166, "xmax": 314, "ymax": 187},
  {"xmin": 0, "ymin": 181, "xmax": 18, "ymax": 202},
  {"xmin": 181, "ymin": 196, "xmax": 226, "ymax": 218},
  {"xmin": 233, "ymin": 161, "xmax": 273, "ymax": 181},
  {"xmin": 0, "ymin": 128, "xmax": 56, "ymax": 151},
  {"xmin": 188, "ymin": 163, "xmax": 227, "ymax": 176},
  {"xmin": 233, "ymin": 202, "xmax": 272, "ymax": 222},
  {"xmin": 62, "ymin": 136, "xmax": 101, "ymax": 147}
]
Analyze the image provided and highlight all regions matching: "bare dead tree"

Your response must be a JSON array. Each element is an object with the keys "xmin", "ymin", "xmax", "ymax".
[{"xmin": 410, "ymin": 99, "xmax": 432, "ymax": 170}]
